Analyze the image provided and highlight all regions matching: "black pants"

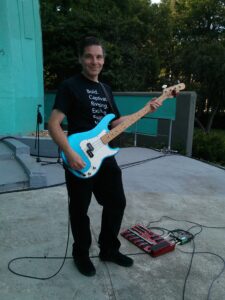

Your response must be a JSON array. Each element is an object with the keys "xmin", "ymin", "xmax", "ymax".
[{"xmin": 65, "ymin": 157, "xmax": 126, "ymax": 258}]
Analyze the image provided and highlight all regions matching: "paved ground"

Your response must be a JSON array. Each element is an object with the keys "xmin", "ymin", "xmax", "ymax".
[{"xmin": 1, "ymin": 147, "xmax": 225, "ymax": 300}]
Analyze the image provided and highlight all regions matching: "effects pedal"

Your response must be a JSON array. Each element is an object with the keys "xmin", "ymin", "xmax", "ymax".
[
  {"xmin": 121, "ymin": 224, "xmax": 175, "ymax": 257},
  {"xmin": 170, "ymin": 229, "xmax": 194, "ymax": 245}
]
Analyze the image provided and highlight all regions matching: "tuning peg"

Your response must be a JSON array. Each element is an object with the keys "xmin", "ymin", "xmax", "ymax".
[
  {"xmin": 162, "ymin": 84, "xmax": 167, "ymax": 89},
  {"xmin": 172, "ymin": 89, "xmax": 178, "ymax": 97}
]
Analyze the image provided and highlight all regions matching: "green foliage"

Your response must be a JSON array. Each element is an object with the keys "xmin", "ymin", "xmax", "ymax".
[
  {"xmin": 192, "ymin": 129, "xmax": 225, "ymax": 166},
  {"xmin": 167, "ymin": 0, "xmax": 225, "ymax": 131},
  {"xmin": 40, "ymin": 0, "xmax": 168, "ymax": 90}
]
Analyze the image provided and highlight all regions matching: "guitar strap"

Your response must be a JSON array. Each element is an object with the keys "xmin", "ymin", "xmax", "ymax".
[{"xmin": 99, "ymin": 82, "xmax": 117, "ymax": 115}]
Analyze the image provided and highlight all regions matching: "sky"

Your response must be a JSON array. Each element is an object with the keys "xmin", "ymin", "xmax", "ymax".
[{"xmin": 151, "ymin": 0, "xmax": 161, "ymax": 3}]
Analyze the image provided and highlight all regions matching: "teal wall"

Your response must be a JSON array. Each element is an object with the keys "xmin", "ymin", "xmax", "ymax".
[
  {"xmin": 0, "ymin": 0, "xmax": 44, "ymax": 135},
  {"xmin": 114, "ymin": 95, "xmax": 176, "ymax": 120}
]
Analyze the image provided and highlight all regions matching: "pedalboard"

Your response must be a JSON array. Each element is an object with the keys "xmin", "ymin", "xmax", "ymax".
[{"xmin": 121, "ymin": 224, "xmax": 175, "ymax": 257}]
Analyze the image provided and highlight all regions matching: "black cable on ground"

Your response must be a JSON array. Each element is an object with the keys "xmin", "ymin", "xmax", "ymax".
[
  {"xmin": 0, "ymin": 136, "xmax": 20, "ymax": 142},
  {"xmin": 177, "ymin": 242, "xmax": 225, "ymax": 300},
  {"xmin": 30, "ymin": 153, "xmax": 60, "ymax": 159},
  {"xmin": 8, "ymin": 195, "xmax": 71, "ymax": 280},
  {"xmin": 147, "ymin": 215, "xmax": 225, "ymax": 300},
  {"xmin": 119, "ymin": 153, "xmax": 170, "ymax": 169},
  {"xmin": 0, "ymin": 181, "xmax": 66, "ymax": 195}
]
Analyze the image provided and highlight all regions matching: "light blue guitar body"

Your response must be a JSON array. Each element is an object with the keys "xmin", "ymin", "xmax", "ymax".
[{"xmin": 61, "ymin": 114, "xmax": 119, "ymax": 178}]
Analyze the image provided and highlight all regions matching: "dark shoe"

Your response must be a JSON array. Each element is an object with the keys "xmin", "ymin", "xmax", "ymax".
[
  {"xmin": 74, "ymin": 256, "xmax": 96, "ymax": 277},
  {"xmin": 99, "ymin": 251, "xmax": 133, "ymax": 267}
]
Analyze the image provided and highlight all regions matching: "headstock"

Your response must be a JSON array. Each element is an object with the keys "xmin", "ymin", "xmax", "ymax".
[{"xmin": 162, "ymin": 83, "xmax": 185, "ymax": 98}]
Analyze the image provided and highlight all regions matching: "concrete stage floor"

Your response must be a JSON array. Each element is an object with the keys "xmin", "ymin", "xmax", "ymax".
[{"xmin": 1, "ymin": 147, "xmax": 225, "ymax": 300}]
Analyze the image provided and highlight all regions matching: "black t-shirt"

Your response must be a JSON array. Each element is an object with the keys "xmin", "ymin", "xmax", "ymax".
[{"xmin": 53, "ymin": 74, "xmax": 120, "ymax": 135}]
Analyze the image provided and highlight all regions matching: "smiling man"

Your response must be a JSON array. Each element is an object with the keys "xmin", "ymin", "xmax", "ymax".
[
  {"xmin": 79, "ymin": 42, "xmax": 104, "ymax": 82},
  {"xmin": 48, "ymin": 36, "xmax": 161, "ymax": 277}
]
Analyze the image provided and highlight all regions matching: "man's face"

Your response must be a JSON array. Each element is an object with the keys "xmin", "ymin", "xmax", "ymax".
[{"xmin": 79, "ymin": 45, "xmax": 105, "ymax": 81}]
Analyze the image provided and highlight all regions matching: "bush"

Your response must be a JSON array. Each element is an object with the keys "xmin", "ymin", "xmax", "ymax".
[{"xmin": 192, "ymin": 129, "xmax": 225, "ymax": 166}]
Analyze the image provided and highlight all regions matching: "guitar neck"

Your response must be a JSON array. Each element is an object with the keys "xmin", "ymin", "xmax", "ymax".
[
  {"xmin": 101, "ymin": 99, "xmax": 160, "ymax": 144},
  {"xmin": 101, "ymin": 82, "xmax": 185, "ymax": 145}
]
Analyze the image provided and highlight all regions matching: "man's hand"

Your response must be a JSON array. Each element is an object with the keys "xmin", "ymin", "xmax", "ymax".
[
  {"xmin": 147, "ymin": 98, "xmax": 162, "ymax": 113},
  {"xmin": 65, "ymin": 149, "xmax": 86, "ymax": 170},
  {"xmin": 48, "ymin": 109, "xmax": 86, "ymax": 170}
]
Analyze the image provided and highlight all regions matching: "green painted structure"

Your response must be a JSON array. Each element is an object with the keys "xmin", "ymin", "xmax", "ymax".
[{"xmin": 0, "ymin": 0, "xmax": 44, "ymax": 135}]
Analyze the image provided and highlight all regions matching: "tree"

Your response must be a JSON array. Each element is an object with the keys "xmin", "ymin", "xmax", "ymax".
[
  {"xmin": 164, "ymin": 0, "xmax": 225, "ymax": 132},
  {"xmin": 40, "ymin": 0, "xmax": 171, "ymax": 91}
]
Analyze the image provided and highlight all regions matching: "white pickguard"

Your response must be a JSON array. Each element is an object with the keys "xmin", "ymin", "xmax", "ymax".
[{"xmin": 79, "ymin": 130, "xmax": 118, "ymax": 177}]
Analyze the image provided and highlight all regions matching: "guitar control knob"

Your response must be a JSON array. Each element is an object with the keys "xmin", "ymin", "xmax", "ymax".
[
  {"xmin": 88, "ymin": 172, "xmax": 91, "ymax": 176},
  {"xmin": 93, "ymin": 166, "xmax": 96, "ymax": 170}
]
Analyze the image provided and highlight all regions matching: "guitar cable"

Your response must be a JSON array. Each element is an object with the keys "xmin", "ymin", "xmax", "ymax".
[
  {"xmin": 146, "ymin": 216, "xmax": 225, "ymax": 300},
  {"xmin": 119, "ymin": 153, "xmax": 170, "ymax": 170},
  {"xmin": 7, "ymin": 194, "xmax": 71, "ymax": 280}
]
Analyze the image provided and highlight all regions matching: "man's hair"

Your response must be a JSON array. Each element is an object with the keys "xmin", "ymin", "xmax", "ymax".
[{"xmin": 78, "ymin": 36, "xmax": 105, "ymax": 57}]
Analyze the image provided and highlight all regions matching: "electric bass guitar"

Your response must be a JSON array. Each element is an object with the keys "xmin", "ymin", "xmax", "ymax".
[{"xmin": 61, "ymin": 83, "xmax": 185, "ymax": 178}]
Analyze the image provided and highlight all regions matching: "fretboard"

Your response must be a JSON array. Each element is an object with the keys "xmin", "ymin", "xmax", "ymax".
[
  {"xmin": 101, "ymin": 105, "xmax": 150, "ymax": 144},
  {"xmin": 100, "ymin": 82, "xmax": 185, "ymax": 145}
]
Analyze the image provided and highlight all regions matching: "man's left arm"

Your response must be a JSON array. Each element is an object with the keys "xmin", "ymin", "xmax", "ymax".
[{"xmin": 111, "ymin": 98, "xmax": 162, "ymax": 128}]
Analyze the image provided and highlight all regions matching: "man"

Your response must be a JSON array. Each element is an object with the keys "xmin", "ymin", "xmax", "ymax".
[{"xmin": 48, "ymin": 36, "xmax": 161, "ymax": 276}]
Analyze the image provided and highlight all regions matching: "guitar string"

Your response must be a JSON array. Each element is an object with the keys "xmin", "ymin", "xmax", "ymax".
[
  {"xmin": 84, "ymin": 97, "xmax": 174, "ymax": 149},
  {"xmin": 88, "ymin": 107, "xmax": 148, "ymax": 149},
  {"xmin": 80, "ymin": 115, "xmax": 143, "ymax": 166},
  {"xmin": 83, "ymin": 115, "xmax": 142, "ymax": 151},
  {"xmin": 79, "ymin": 95, "xmax": 173, "ymax": 153}
]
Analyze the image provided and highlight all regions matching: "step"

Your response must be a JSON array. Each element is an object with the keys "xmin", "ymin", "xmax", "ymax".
[
  {"xmin": 0, "ymin": 142, "xmax": 14, "ymax": 160},
  {"xmin": 0, "ymin": 157, "xmax": 29, "ymax": 192},
  {"xmin": 0, "ymin": 139, "xmax": 47, "ymax": 191},
  {"xmin": 17, "ymin": 153, "xmax": 47, "ymax": 188},
  {"xmin": 3, "ymin": 138, "xmax": 30, "ymax": 155}
]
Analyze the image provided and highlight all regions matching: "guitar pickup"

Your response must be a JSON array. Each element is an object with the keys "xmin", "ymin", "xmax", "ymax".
[
  {"xmin": 87, "ymin": 150, "xmax": 94, "ymax": 158},
  {"xmin": 87, "ymin": 143, "xmax": 94, "ymax": 151}
]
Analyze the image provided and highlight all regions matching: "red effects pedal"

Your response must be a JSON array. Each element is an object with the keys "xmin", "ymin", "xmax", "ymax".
[{"xmin": 121, "ymin": 224, "xmax": 175, "ymax": 257}]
